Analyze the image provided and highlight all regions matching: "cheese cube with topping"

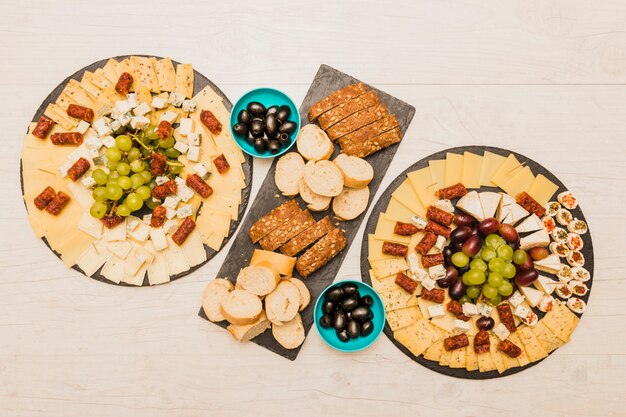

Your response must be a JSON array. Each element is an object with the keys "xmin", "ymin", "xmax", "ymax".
[
  {"xmin": 411, "ymin": 215, "xmax": 428, "ymax": 230},
  {"xmin": 182, "ymin": 99, "xmax": 196, "ymax": 112},
  {"xmin": 130, "ymin": 116, "xmax": 149, "ymax": 130},
  {"xmin": 159, "ymin": 110, "xmax": 178, "ymax": 124},
  {"xmin": 454, "ymin": 319, "xmax": 471, "ymax": 333},
  {"xmin": 93, "ymin": 117, "xmax": 112, "ymax": 136},
  {"xmin": 151, "ymin": 96, "xmax": 167, "ymax": 109},
  {"xmin": 133, "ymin": 102, "xmax": 152, "ymax": 116},
  {"xmin": 493, "ymin": 323, "xmax": 510, "ymax": 341},
  {"xmin": 462, "ymin": 303, "xmax": 478, "ymax": 316},
  {"xmin": 149, "ymin": 228, "xmax": 168, "ymax": 251},
  {"xmin": 477, "ymin": 302, "xmax": 493, "ymax": 317},
  {"xmin": 126, "ymin": 93, "xmax": 138, "ymax": 108},
  {"xmin": 162, "ymin": 196, "xmax": 180, "ymax": 210},
  {"xmin": 187, "ymin": 145, "xmax": 201, "ymax": 162},
  {"xmin": 428, "ymin": 304, "xmax": 445, "ymax": 318},
  {"xmin": 177, "ymin": 204, "xmax": 194, "ymax": 218},
  {"xmin": 168, "ymin": 92, "xmax": 185, "ymax": 107},
  {"xmin": 421, "ymin": 277, "xmax": 436, "ymax": 291},
  {"xmin": 174, "ymin": 140, "xmax": 189, "ymax": 154},
  {"xmin": 76, "ymin": 120, "xmax": 90, "ymax": 134},
  {"xmin": 193, "ymin": 163, "xmax": 210, "ymax": 179},
  {"xmin": 187, "ymin": 132, "xmax": 201, "ymax": 146},
  {"xmin": 179, "ymin": 118, "xmax": 193, "ymax": 136},
  {"xmin": 508, "ymin": 291, "xmax": 525, "ymax": 307}
]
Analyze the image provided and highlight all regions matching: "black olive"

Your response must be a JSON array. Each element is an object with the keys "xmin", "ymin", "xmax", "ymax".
[
  {"xmin": 232, "ymin": 123, "xmax": 248, "ymax": 137},
  {"xmin": 253, "ymin": 138, "xmax": 266, "ymax": 153},
  {"xmin": 250, "ymin": 120, "xmax": 264, "ymax": 137},
  {"xmin": 265, "ymin": 114, "xmax": 278, "ymax": 135},
  {"xmin": 360, "ymin": 320, "xmax": 374, "ymax": 337},
  {"xmin": 322, "ymin": 300, "xmax": 335, "ymax": 315},
  {"xmin": 237, "ymin": 109, "xmax": 251, "ymax": 125},
  {"xmin": 277, "ymin": 132, "xmax": 291, "ymax": 147},
  {"xmin": 278, "ymin": 121, "xmax": 297, "ymax": 134},
  {"xmin": 319, "ymin": 314, "xmax": 333, "ymax": 328},
  {"xmin": 275, "ymin": 105, "xmax": 291, "ymax": 122},
  {"xmin": 360, "ymin": 295, "xmax": 374, "ymax": 307},
  {"xmin": 347, "ymin": 320, "xmax": 360, "ymax": 339},
  {"xmin": 266, "ymin": 105, "xmax": 279, "ymax": 117},
  {"xmin": 326, "ymin": 287, "xmax": 344, "ymax": 302},
  {"xmin": 267, "ymin": 140, "xmax": 280, "ymax": 154},
  {"xmin": 340, "ymin": 282, "xmax": 358, "ymax": 297},
  {"xmin": 341, "ymin": 296, "xmax": 358, "ymax": 311},
  {"xmin": 247, "ymin": 101, "xmax": 266, "ymax": 116},
  {"xmin": 244, "ymin": 133, "xmax": 255, "ymax": 145},
  {"xmin": 336, "ymin": 329, "xmax": 350, "ymax": 343},
  {"xmin": 333, "ymin": 310, "xmax": 346, "ymax": 331},
  {"xmin": 351, "ymin": 306, "xmax": 369, "ymax": 321},
  {"xmin": 346, "ymin": 311, "xmax": 352, "ymax": 320}
]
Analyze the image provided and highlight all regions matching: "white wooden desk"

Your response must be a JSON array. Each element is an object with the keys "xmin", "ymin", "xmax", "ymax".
[{"xmin": 1, "ymin": 1, "xmax": 625, "ymax": 416}]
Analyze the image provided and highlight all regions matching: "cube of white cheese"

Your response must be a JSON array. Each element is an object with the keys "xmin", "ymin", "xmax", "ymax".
[
  {"xmin": 434, "ymin": 235, "xmax": 446, "ymax": 252},
  {"xmin": 173, "ymin": 140, "xmax": 189, "ymax": 154},
  {"xmin": 428, "ymin": 304, "xmax": 445, "ymax": 318},
  {"xmin": 126, "ymin": 216, "xmax": 141, "ymax": 231},
  {"xmin": 159, "ymin": 110, "xmax": 178, "ymax": 124},
  {"xmin": 93, "ymin": 117, "xmax": 112, "ymax": 136},
  {"xmin": 128, "ymin": 222, "xmax": 150, "ymax": 242},
  {"xmin": 193, "ymin": 163, "xmax": 210, "ymax": 179},
  {"xmin": 407, "ymin": 252, "xmax": 420, "ymax": 274},
  {"xmin": 118, "ymin": 113, "xmax": 132, "ymax": 127},
  {"xmin": 162, "ymin": 196, "xmax": 180, "ymax": 210},
  {"xmin": 428, "ymin": 264, "xmax": 446, "ymax": 280},
  {"xmin": 421, "ymin": 277, "xmax": 436, "ymax": 291},
  {"xmin": 187, "ymin": 145, "xmax": 200, "ymax": 162},
  {"xmin": 142, "ymin": 214, "xmax": 152, "ymax": 224},
  {"xmin": 176, "ymin": 204, "xmax": 194, "ymax": 218},
  {"xmin": 514, "ymin": 304, "xmax": 530, "ymax": 319},
  {"xmin": 109, "ymin": 119, "xmax": 122, "ymax": 133},
  {"xmin": 58, "ymin": 160, "xmax": 72, "ymax": 177},
  {"xmin": 177, "ymin": 185, "xmax": 194, "ymax": 203},
  {"xmin": 182, "ymin": 99, "xmax": 196, "ymax": 112},
  {"xmin": 477, "ymin": 302, "xmax": 493, "ymax": 317},
  {"xmin": 454, "ymin": 319, "xmax": 471, "ymax": 333},
  {"xmin": 168, "ymin": 92, "xmax": 185, "ymax": 107},
  {"xmin": 155, "ymin": 176, "xmax": 169, "ymax": 186},
  {"xmin": 165, "ymin": 207, "xmax": 177, "ymax": 220},
  {"xmin": 151, "ymin": 96, "xmax": 167, "ymax": 109},
  {"xmin": 434, "ymin": 199, "xmax": 455, "ymax": 213},
  {"xmin": 126, "ymin": 93, "xmax": 138, "ymax": 108},
  {"xmin": 130, "ymin": 116, "xmax": 150, "ymax": 130},
  {"xmin": 508, "ymin": 291, "xmax": 525, "ymax": 307},
  {"xmin": 410, "ymin": 215, "xmax": 428, "ymax": 230},
  {"xmin": 187, "ymin": 132, "xmax": 201, "ymax": 146},
  {"xmin": 78, "ymin": 213, "xmax": 103, "ymax": 239},
  {"xmin": 149, "ymin": 228, "xmax": 168, "ymax": 251},
  {"xmin": 104, "ymin": 219, "xmax": 127, "ymax": 242},
  {"xmin": 493, "ymin": 323, "xmax": 511, "ymax": 341},
  {"xmin": 84, "ymin": 134, "xmax": 103, "ymax": 151},
  {"xmin": 163, "ymin": 219, "xmax": 178, "ymax": 234},
  {"xmin": 133, "ymin": 102, "xmax": 152, "ymax": 116},
  {"xmin": 76, "ymin": 120, "xmax": 90, "ymax": 134},
  {"xmin": 81, "ymin": 176, "xmax": 96, "ymax": 188},
  {"xmin": 534, "ymin": 275, "xmax": 557, "ymax": 295},
  {"xmin": 179, "ymin": 118, "xmax": 193, "ymax": 136},
  {"xmin": 114, "ymin": 99, "xmax": 133, "ymax": 115},
  {"xmin": 462, "ymin": 303, "xmax": 478, "ymax": 316}
]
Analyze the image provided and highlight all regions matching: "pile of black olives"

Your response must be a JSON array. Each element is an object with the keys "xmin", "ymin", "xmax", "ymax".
[
  {"xmin": 319, "ymin": 282, "xmax": 375, "ymax": 342},
  {"xmin": 233, "ymin": 102, "xmax": 297, "ymax": 155}
]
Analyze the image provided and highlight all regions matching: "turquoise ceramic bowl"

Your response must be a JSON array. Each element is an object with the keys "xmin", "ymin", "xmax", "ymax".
[
  {"xmin": 229, "ymin": 88, "xmax": 300, "ymax": 159},
  {"xmin": 314, "ymin": 280, "xmax": 385, "ymax": 352}
]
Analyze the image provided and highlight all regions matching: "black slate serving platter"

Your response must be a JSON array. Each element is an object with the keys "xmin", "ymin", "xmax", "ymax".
[
  {"xmin": 20, "ymin": 55, "xmax": 253, "ymax": 286},
  {"xmin": 360, "ymin": 145, "xmax": 594, "ymax": 379},
  {"xmin": 199, "ymin": 64, "xmax": 416, "ymax": 360}
]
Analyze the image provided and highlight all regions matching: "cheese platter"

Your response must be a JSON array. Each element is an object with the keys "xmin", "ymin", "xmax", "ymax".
[
  {"xmin": 20, "ymin": 55, "xmax": 252, "ymax": 286},
  {"xmin": 361, "ymin": 145, "xmax": 593, "ymax": 378},
  {"xmin": 198, "ymin": 64, "xmax": 415, "ymax": 360}
]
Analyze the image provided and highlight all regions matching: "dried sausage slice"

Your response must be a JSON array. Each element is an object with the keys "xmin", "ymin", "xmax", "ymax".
[{"xmin": 32, "ymin": 116, "xmax": 55, "ymax": 139}]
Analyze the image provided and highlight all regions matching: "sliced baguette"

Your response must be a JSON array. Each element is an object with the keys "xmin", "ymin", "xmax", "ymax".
[
  {"xmin": 298, "ymin": 178, "xmax": 331, "ymax": 211},
  {"xmin": 333, "ymin": 153, "xmax": 373, "ymax": 188},
  {"xmin": 265, "ymin": 280, "xmax": 301, "ymax": 325},
  {"xmin": 304, "ymin": 160, "xmax": 344, "ymax": 197},
  {"xmin": 201, "ymin": 278, "xmax": 234, "ymax": 322},
  {"xmin": 288, "ymin": 278, "xmax": 311, "ymax": 311},
  {"xmin": 220, "ymin": 289, "xmax": 263, "ymax": 325},
  {"xmin": 227, "ymin": 310, "xmax": 271, "ymax": 342},
  {"xmin": 275, "ymin": 152, "xmax": 305, "ymax": 197},
  {"xmin": 236, "ymin": 263, "xmax": 280, "ymax": 296},
  {"xmin": 332, "ymin": 185, "xmax": 370, "ymax": 220},
  {"xmin": 272, "ymin": 313, "xmax": 305, "ymax": 349},
  {"xmin": 296, "ymin": 124, "xmax": 334, "ymax": 161}
]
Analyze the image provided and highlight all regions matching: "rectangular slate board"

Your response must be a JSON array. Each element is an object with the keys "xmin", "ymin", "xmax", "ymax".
[{"xmin": 198, "ymin": 64, "xmax": 415, "ymax": 360}]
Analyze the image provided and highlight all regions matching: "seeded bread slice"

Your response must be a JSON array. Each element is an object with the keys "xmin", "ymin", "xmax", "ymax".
[
  {"xmin": 303, "ymin": 160, "xmax": 344, "ymax": 197},
  {"xmin": 326, "ymin": 103, "xmax": 389, "ymax": 140},
  {"xmin": 296, "ymin": 124, "xmax": 334, "ymax": 161},
  {"xmin": 280, "ymin": 216, "xmax": 334, "ymax": 257},
  {"xmin": 296, "ymin": 227, "xmax": 347, "ymax": 277},
  {"xmin": 298, "ymin": 178, "xmax": 331, "ymax": 212},
  {"xmin": 317, "ymin": 90, "xmax": 380, "ymax": 130},
  {"xmin": 258, "ymin": 209, "xmax": 315, "ymax": 251},
  {"xmin": 333, "ymin": 153, "xmax": 374, "ymax": 188},
  {"xmin": 287, "ymin": 278, "xmax": 311, "ymax": 311},
  {"xmin": 248, "ymin": 199, "xmax": 300, "ymax": 243},
  {"xmin": 236, "ymin": 263, "xmax": 280, "ymax": 296},
  {"xmin": 272, "ymin": 313, "xmax": 305, "ymax": 349},
  {"xmin": 332, "ymin": 185, "xmax": 370, "ymax": 221},
  {"xmin": 308, "ymin": 82, "xmax": 367, "ymax": 121},
  {"xmin": 275, "ymin": 152, "xmax": 305, "ymax": 197},
  {"xmin": 336, "ymin": 114, "xmax": 399, "ymax": 152},
  {"xmin": 227, "ymin": 310, "xmax": 271, "ymax": 342},
  {"xmin": 265, "ymin": 280, "xmax": 301, "ymax": 325},
  {"xmin": 340, "ymin": 127, "xmax": 402, "ymax": 158},
  {"xmin": 201, "ymin": 278, "xmax": 234, "ymax": 322},
  {"xmin": 220, "ymin": 289, "xmax": 263, "ymax": 325}
]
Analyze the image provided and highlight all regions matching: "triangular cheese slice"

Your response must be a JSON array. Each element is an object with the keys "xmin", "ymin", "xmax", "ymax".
[
  {"xmin": 503, "ymin": 204, "xmax": 529, "ymax": 225},
  {"xmin": 457, "ymin": 191, "xmax": 484, "ymax": 220},
  {"xmin": 497, "ymin": 193, "xmax": 516, "ymax": 222},
  {"xmin": 478, "ymin": 192, "xmax": 501, "ymax": 219},
  {"xmin": 519, "ymin": 229, "xmax": 550, "ymax": 250},
  {"xmin": 533, "ymin": 255, "xmax": 562, "ymax": 274},
  {"xmin": 534, "ymin": 275, "xmax": 558, "ymax": 295},
  {"xmin": 519, "ymin": 285, "xmax": 544, "ymax": 307},
  {"xmin": 515, "ymin": 214, "xmax": 543, "ymax": 233}
]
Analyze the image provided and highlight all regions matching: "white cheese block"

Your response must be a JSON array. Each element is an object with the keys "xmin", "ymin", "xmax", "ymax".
[
  {"xmin": 146, "ymin": 242, "xmax": 170, "ymax": 285},
  {"xmin": 129, "ymin": 222, "xmax": 150, "ymax": 242},
  {"xmin": 428, "ymin": 304, "xmax": 445, "ymax": 318},
  {"xmin": 514, "ymin": 304, "xmax": 530, "ymax": 319},
  {"xmin": 164, "ymin": 236, "xmax": 190, "ymax": 275},
  {"xmin": 462, "ymin": 303, "xmax": 478, "ymax": 316},
  {"xmin": 407, "ymin": 252, "xmax": 420, "ymax": 274},
  {"xmin": 478, "ymin": 192, "xmax": 500, "ymax": 219},
  {"xmin": 193, "ymin": 162, "xmax": 209, "ymax": 178},
  {"xmin": 118, "ymin": 113, "xmax": 132, "ymax": 127},
  {"xmin": 165, "ymin": 207, "xmax": 177, "ymax": 220},
  {"xmin": 168, "ymin": 92, "xmax": 185, "ymax": 107},
  {"xmin": 434, "ymin": 235, "xmax": 446, "ymax": 252},
  {"xmin": 477, "ymin": 302, "xmax": 493, "ymax": 317},
  {"xmin": 76, "ymin": 244, "xmax": 111, "ymax": 277},
  {"xmin": 93, "ymin": 117, "xmax": 112, "ymax": 136},
  {"xmin": 187, "ymin": 132, "xmax": 201, "ymax": 146},
  {"xmin": 104, "ymin": 219, "xmax": 127, "ymax": 242},
  {"xmin": 454, "ymin": 319, "xmax": 471, "ymax": 333},
  {"xmin": 107, "ymin": 241, "xmax": 132, "ymax": 259},
  {"xmin": 187, "ymin": 145, "xmax": 200, "ymax": 162},
  {"xmin": 410, "ymin": 215, "xmax": 428, "ymax": 229},
  {"xmin": 142, "ymin": 214, "xmax": 152, "ymax": 224},
  {"xmin": 114, "ymin": 99, "xmax": 133, "ymax": 115},
  {"xmin": 534, "ymin": 275, "xmax": 557, "ymax": 295},
  {"xmin": 515, "ymin": 213, "xmax": 543, "ymax": 233},
  {"xmin": 497, "ymin": 193, "xmax": 516, "ymax": 222},
  {"xmin": 534, "ymin": 254, "xmax": 563, "ymax": 274},
  {"xmin": 126, "ymin": 93, "xmax": 138, "ymax": 108},
  {"xmin": 428, "ymin": 264, "xmax": 446, "ymax": 280},
  {"xmin": 67, "ymin": 182, "xmax": 94, "ymax": 209},
  {"xmin": 159, "ymin": 110, "xmax": 178, "ymax": 124},
  {"xmin": 78, "ymin": 213, "xmax": 103, "ymax": 239},
  {"xmin": 100, "ymin": 255, "xmax": 125, "ymax": 284},
  {"xmin": 130, "ymin": 116, "xmax": 149, "ymax": 130},
  {"xmin": 124, "ymin": 253, "xmax": 145, "ymax": 276},
  {"xmin": 163, "ymin": 219, "xmax": 178, "ymax": 234},
  {"xmin": 81, "ymin": 175, "xmax": 96, "ymax": 188},
  {"xmin": 155, "ymin": 176, "xmax": 169, "ymax": 186},
  {"xmin": 176, "ymin": 185, "xmax": 193, "ymax": 203},
  {"xmin": 503, "ymin": 204, "xmax": 530, "ymax": 225},
  {"xmin": 179, "ymin": 118, "xmax": 193, "ymax": 136},
  {"xmin": 520, "ymin": 229, "xmax": 550, "ymax": 250},
  {"xmin": 422, "ymin": 277, "xmax": 436, "ymax": 291},
  {"xmin": 180, "ymin": 229, "xmax": 207, "ymax": 267},
  {"xmin": 149, "ymin": 228, "xmax": 169, "ymax": 251},
  {"xmin": 457, "ymin": 191, "xmax": 484, "ymax": 220},
  {"xmin": 163, "ymin": 196, "xmax": 180, "ymax": 209},
  {"xmin": 126, "ymin": 216, "xmax": 141, "ymax": 231},
  {"xmin": 174, "ymin": 140, "xmax": 189, "ymax": 154},
  {"xmin": 76, "ymin": 120, "xmax": 90, "ymax": 134},
  {"xmin": 176, "ymin": 204, "xmax": 194, "ymax": 218},
  {"xmin": 519, "ymin": 285, "xmax": 544, "ymax": 307},
  {"xmin": 133, "ymin": 102, "xmax": 151, "ymax": 116},
  {"xmin": 182, "ymin": 99, "xmax": 196, "ymax": 112},
  {"xmin": 493, "ymin": 323, "xmax": 510, "ymax": 341},
  {"xmin": 151, "ymin": 96, "xmax": 167, "ymax": 109},
  {"xmin": 508, "ymin": 291, "xmax": 525, "ymax": 307},
  {"xmin": 434, "ymin": 199, "xmax": 455, "ymax": 213}
]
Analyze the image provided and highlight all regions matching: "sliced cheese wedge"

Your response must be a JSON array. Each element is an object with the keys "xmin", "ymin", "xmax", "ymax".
[
  {"xmin": 478, "ymin": 192, "xmax": 501, "ymax": 219},
  {"xmin": 497, "ymin": 193, "xmax": 516, "ymax": 222},
  {"xmin": 519, "ymin": 285, "xmax": 544, "ymax": 307},
  {"xmin": 515, "ymin": 214, "xmax": 543, "ymax": 233},
  {"xmin": 503, "ymin": 204, "xmax": 529, "ymax": 225},
  {"xmin": 533, "ymin": 254, "xmax": 563, "ymax": 274},
  {"xmin": 457, "ymin": 191, "xmax": 484, "ymax": 221},
  {"xmin": 534, "ymin": 275, "xmax": 558, "ymax": 295},
  {"xmin": 519, "ymin": 229, "xmax": 550, "ymax": 250}
]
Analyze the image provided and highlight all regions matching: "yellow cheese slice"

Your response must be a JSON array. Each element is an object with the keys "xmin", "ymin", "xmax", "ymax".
[
  {"xmin": 501, "ymin": 166, "xmax": 534, "ymax": 198},
  {"xmin": 489, "ymin": 335, "xmax": 507, "ymax": 373},
  {"xmin": 444, "ymin": 152, "xmax": 463, "ymax": 187},
  {"xmin": 439, "ymin": 347, "xmax": 451, "ymax": 366},
  {"xmin": 367, "ymin": 234, "xmax": 396, "ymax": 261},
  {"xmin": 393, "ymin": 319, "xmax": 439, "ymax": 357},
  {"xmin": 370, "ymin": 257, "xmax": 408, "ymax": 279},
  {"xmin": 114, "ymin": 58, "xmax": 134, "ymax": 80},
  {"xmin": 369, "ymin": 269, "xmax": 400, "ymax": 293},
  {"xmin": 491, "ymin": 154, "xmax": 522, "ymax": 189},
  {"xmin": 527, "ymin": 174, "xmax": 559, "ymax": 206},
  {"xmin": 175, "ymin": 63, "xmax": 194, "ymax": 98},
  {"xmin": 386, "ymin": 306, "xmax": 423, "ymax": 331},
  {"xmin": 449, "ymin": 345, "xmax": 467, "ymax": 369},
  {"xmin": 391, "ymin": 180, "xmax": 425, "ymax": 216},
  {"xmin": 101, "ymin": 59, "xmax": 119, "ymax": 84},
  {"xmin": 407, "ymin": 168, "xmax": 437, "ymax": 208},
  {"xmin": 462, "ymin": 152, "xmax": 482, "ymax": 189},
  {"xmin": 477, "ymin": 346, "xmax": 497, "ymax": 372},
  {"xmin": 423, "ymin": 328, "xmax": 448, "ymax": 362},
  {"xmin": 507, "ymin": 332, "xmax": 530, "ymax": 366},
  {"xmin": 465, "ymin": 336, "xmax": 479, "ymax": 371},
  {"xmin": 155, "ymin": 58, "xmax": 177, "ymax": 92},
  {"xmin": 385, "ymin": 197, "xmax": 416, "ymax": 222},
  {"xmin": 428, "ymin": 159, "xmax": 446, "ymax": 191},
  {"xmin": 373, "ymin": 213, "xmax": 412, "ymax": 244}
]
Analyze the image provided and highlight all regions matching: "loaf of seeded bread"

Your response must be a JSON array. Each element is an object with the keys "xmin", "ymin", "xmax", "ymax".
[
  {"xmin": 295, "ymin": 227, "xmax": 347, "ymax": 277},
  {"xmin": 308, "ymin": 82, "xmax": 367, "ymax": 121},
  {"xmin": 248, "ymin": 199, "xmax": 300, "ymax": 243}
]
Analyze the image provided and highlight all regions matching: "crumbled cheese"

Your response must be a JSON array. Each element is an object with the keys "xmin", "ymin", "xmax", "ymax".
[
  {"xmin": 114, "ymin": 100, "xmax": 133, "ymax": 115},
  {"xmin": 177, "ymin": 184, "xmax": 194, "ymax": 202},
  {"xmin": 109, "ymin": 119, "xmax": 122, "ymax": 133},
  {"xmin": 118, "ymin": 113, "xmax": 132, "ymax": 127},
  {"xmin": 477, "ymin": 302, "xmax": 493, "ymax": 317}
]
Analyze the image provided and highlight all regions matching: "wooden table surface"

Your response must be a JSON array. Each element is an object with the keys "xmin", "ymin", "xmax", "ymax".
[{"xmin": 1, "ymin": 1, "xmax": 625, "ymax": 416}]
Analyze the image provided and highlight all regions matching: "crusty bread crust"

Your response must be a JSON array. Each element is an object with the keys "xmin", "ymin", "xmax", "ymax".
[
  {"xmin": 275, "ymin": 152, "xmax": 304, "ymax": 197},
  {"xmin": 333, "ymin": 153, "xmax": 374, "ymax": 189},
  {"xmin": 271, "ymin": 313, "xmax": 305, "ymax": 349},
  {"xmin": 308, "ymin": 83, "xmax": 367, "ymax": 121},
  {"xmin": 332, "ymin": 186, "xmax": 370, "ymax": 221}
]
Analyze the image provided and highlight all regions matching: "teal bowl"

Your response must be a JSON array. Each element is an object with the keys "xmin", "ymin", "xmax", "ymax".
[
  {"xmin": 314, "ymin": 280, "xmax": 385, "ymax": 352},
  {"xmin": 229, "ymin": 88, "xmax": 300, "ymax": 159}
]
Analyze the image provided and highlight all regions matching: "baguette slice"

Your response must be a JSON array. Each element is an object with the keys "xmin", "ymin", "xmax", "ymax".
[
  {"xmin": 227, "ymin": 311, "xmax": 271, "ymax": 342},
  {"xmin": 332, "ymin": 185, "xmax": 370, "ymax": 220},
  {"xmin": 265, "ymin": 280, "xmax": 301, "ymax": 325},
  {"xmin": 201, "ymin": 278, "xmax": 234, "ymax": 322},
  {"xmin": 298, "ymin": 178, "xmax": 331, "ymax": 211},
  {"xmin": 275, "ymin": 152, "xmax": 305, "ymax": 196},
  {"xmin": 288, "ymin": 278, "xmax": 311, "ymax": 311},
  {"xmin": 296, "ymin": 124, "xmax": 334, "ymax": 161},
  {"xmin": 304, "ymin": 160, "xmax": 344, "ymax": 197},
  {"xmin": 272, "ymin": 313, "xmax": 305, "ymax": 349},
  {"xmin": 333, "ymin": 153, "xmax": 374, "ymax": 188},
  {"xmin": 220, "ymin": 289, "xmax": 263, "ymax": 325},
  {"xmin": 236, "ymin": 263, "xmax": 280, "ymax": 296}
]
